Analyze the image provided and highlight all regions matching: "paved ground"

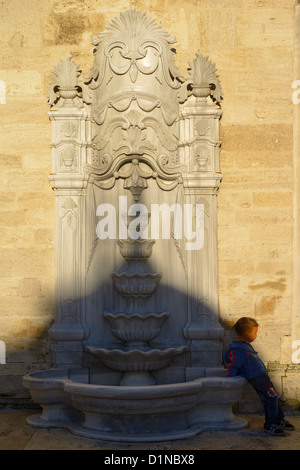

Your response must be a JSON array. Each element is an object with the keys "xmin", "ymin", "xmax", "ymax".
[{"xmin": 0, "ymin": 409, "xmax": 300, "ymax": 451}]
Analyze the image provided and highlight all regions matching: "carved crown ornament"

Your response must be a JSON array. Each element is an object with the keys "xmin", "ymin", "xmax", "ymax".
[
  {"xmin": 47, "ymin": 8, "xmax": 223, "ymax": 193},
  {"xmin": 87, "ymin": 7, "xmax": 181, "ymax": 89}
]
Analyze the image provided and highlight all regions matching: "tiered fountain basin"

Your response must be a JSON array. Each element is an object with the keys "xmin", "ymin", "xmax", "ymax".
[
  {"xmin": 112, "ymin": 271, "xmax": 162, "ymax": 297},
  {"xmin": 117, "ymin": 238, "xmax": 155, "ymax": 261},
  {"xmin": 103, "ymin": 312, "xmax": 169, "ymax": 343},
  {"xmin": 88, "ymin": 236, "xmax": 190, "ymax": 387},
  {"xmin": 23, "ymin": 368, "xmax": 247, "ymax": 442},
  {"xmin": 85, "ymin": 345, "xmax": 188, "ymax": 372}
]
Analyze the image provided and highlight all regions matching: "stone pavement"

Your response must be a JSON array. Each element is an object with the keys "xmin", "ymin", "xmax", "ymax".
[{"xmin": 1, "ymin": 409, "xmax": 300, "ymax": 451}]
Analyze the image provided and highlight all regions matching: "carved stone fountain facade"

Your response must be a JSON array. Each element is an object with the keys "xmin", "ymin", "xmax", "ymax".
[{"xmin": 23, "ymin": 8, "xmax": 246, "ymax": 441}]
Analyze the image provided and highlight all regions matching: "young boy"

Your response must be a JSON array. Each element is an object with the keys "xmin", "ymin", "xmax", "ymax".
[{"xmin": 224, "ymin": 317, "xmax": 295, "ymax": 436}]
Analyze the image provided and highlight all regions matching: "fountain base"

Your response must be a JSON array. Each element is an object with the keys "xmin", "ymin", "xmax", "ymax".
[
  {"xmin": 120, "ymin": 370, "xmax": 156, "ymax": 386},
  {"xmin": 26, "ymin": 413, "xmax": 204, "ymax": 442},
  {"xmin": 23, "ymin": 368, "xmax": 247, "ymax": 442}
]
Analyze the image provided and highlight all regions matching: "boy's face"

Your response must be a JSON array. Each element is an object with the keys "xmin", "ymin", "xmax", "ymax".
[{"xmin": 244, "ymin": 326, "xmax": 258, "ymax": 342}]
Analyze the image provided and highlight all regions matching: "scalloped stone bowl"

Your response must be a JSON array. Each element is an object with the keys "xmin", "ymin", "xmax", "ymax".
[
  {"xmin": 22, "ymin": 369, "xmax": 247, "ymax": 442},
  {"xmin": 103, "ymin": 311, "xmax": 169, "ymax": 342},
  {"xmin": 85, "ymin": 344, "xmax": 189, "ymax": 372},
  {"xmin": 117, "ymin": 238, "xmax": 155, "ymax": 260},
  {"xmin": 112, "ymin": 272, "xmax": 162, "ymax": 297}
]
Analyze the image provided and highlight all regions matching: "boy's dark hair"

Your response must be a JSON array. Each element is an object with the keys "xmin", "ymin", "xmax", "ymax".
[{"xmin": 234, "ymin": 317, "xmax": 258, "ymax": 335}]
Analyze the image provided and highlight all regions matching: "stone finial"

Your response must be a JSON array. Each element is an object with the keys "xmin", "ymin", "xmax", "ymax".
[
  {"xmin": 179, "ymin": 53, "xmax": 223, "ymax": 104},
  {"xmin": 48, "ymin": 55, "xmax": 90, "ymax": 107}
]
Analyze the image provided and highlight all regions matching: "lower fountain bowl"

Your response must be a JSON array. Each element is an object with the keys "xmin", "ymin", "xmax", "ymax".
[
  {"xmin": 85, "ymin": 344, "xmax": 189, "ymax": 372},
  {"xmin": 23, "ymin": 368, "xmax": 247, "ymax": 442}
]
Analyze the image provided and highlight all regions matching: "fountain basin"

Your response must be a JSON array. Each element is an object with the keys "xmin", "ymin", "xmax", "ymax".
[
  {"xmin": 85, "ymin": 345, "xmax": 188, "ymax": 371},
  {"xmin": 23, "ymin": 369, "xmax": 247, "ymax": 442},
  {"xmin": 103, "ymin": 311, "xmax": 169, "ymax": 342},
  {"xmin": 112, "ymin": 272, "xmax": 162, "ymax": 297},
  {"xmin": 117, "ymin": 238, "xmax": 156, "ymax": 260}
]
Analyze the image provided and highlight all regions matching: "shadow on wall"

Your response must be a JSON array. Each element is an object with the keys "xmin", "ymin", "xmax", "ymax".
[
  {"xmin": 4, "ymin": 271, "xmax": 225, "ymax": 396},
  {"xmin": 0, "ymin": 271, "xmax": 263, "ymax": 417},
  {"xmin": 0, "ymin": 291, "xmax": 54, "ymax": 408},
  {"xmin": 48, "ymin": 269, "xmax": 226, "ymax": 385}
]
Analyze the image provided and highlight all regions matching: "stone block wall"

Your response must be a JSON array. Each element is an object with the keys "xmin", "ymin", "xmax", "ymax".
[{"xmin": 0, "ymin": 0, "xmax": 299, "ymax": 411}]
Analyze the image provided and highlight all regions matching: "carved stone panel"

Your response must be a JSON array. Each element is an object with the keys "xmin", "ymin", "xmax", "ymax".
[
  {"xmin": 192, "ymin": 145, "xmax": 212, "ymax": 172},
  {"xmin": 57, "ymin": 146, "xmax": 78, "ymax": 173}
]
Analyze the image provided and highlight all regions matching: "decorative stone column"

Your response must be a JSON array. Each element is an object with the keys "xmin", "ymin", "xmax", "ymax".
[
  {"xmin": 47, "ymin": 56, "xmax": 91, "ymax": 368},
  {"xmin": 178, "ymin": 54, "xmax": 224, "ymax": 377}
]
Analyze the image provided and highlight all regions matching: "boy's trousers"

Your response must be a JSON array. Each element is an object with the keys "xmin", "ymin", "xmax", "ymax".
[{"xmin": 249, "ymin": 374, "xmax": 284, "ymax": 426}]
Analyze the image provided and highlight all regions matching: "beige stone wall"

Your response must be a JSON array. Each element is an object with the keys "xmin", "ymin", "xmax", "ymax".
[{"xmin": 0, "ymin": 0, "xmax": 298, "ymax": 409}]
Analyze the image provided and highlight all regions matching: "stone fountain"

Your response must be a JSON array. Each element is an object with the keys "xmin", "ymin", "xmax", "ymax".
[
  {"xmin": 23, "ymin": 8, "xmax": 246, "ymax": 442},
  {"xmin": 86, "ymin": 233, "xmax": 188, "ymax": 387}
]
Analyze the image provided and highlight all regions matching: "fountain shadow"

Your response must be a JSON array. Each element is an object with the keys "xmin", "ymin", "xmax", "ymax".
[{"xmin": 22, "ymin": 276, "xmax": 247, "ymax": 442}]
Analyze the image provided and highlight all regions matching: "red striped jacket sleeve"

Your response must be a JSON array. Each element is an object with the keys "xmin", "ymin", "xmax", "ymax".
[{"xmin": 226, "ymin": 349, "xmax": 245, "ymax": 377}]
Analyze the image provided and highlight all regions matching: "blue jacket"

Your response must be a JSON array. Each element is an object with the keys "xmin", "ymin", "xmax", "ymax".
[{"xmin": 224, "ymin": 341, "xmax": 267, "ymax": 380}]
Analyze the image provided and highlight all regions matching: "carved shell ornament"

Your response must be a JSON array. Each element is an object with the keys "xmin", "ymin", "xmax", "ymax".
[{"xmin": 87, "ymin": 7, "xmax": 181, "ymax": 88}]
